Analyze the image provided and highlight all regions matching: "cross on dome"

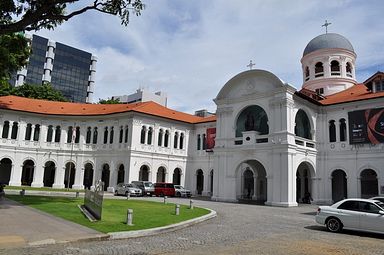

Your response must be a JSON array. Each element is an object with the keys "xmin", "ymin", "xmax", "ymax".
[
  {"xmin": 322, "ymin": 20, "xmax": 332, "ymax": 34},
  {"xmin": 247, "ymin": 60, "xmax": 255, "ymax": 70}
]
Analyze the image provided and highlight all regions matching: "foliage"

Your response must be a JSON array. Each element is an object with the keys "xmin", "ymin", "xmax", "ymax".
[
  {"xmin": 0, "ymin": 33, "xmax": 31, "ymax": 80},
  {"xmin": 99, "ymin": 97, "xmax": 121, "ymax": 104},
  {"xmin": 0, "ymin": 82, "xmax": 69, "ymax": 101},
  {"xmin": 7, "ymin": 195, "xmax": 210, "ymax": 233},
  {"xmin": 0, "ymin": 0, "xmax": 145, "ymax": 35}
]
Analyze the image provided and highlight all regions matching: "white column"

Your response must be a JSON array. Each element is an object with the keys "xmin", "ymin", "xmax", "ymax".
[
  {"xmin": 72, "ymin": 164, "xmax": 84, "ymax": 190},
  {"xmin": 8, "ymin": 164, "xmax": 21, "ymax": 186},
  {"xmin": 108, "ymin": 162, "xmax": 117, "ymax": 192},
  {"xmin": 52, "ymin": 166, "xmax": 65, "ymax": 189},
  {"xmin": 31, "ymin": 165, "xmax": 44, "ymax": 187}
]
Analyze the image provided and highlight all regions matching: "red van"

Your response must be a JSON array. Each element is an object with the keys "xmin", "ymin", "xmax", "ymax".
[{"xmin": 154, "ymin": 183, "xmax": 176, "ymax": 197}]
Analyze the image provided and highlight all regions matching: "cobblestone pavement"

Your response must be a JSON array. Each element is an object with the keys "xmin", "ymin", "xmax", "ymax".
[{"xmin": 1, "ymin": 197, "xmax": 384, "ymax": 255}]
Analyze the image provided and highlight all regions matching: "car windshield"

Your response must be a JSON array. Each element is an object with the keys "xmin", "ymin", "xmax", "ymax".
[
  {"xmin": 174, "ymin": 185, "xmax": 181, "ymax": 189},
  {"xmin": 144, "ymin": 183, "xmax": 153, "ymax": 187},
  {"xmin": 375, "ymin": 201, "xmax": 384, "ymax": 210},
  {"xmin": 126, "ymin": 184, "xmax": 133, "ymax": 187}
]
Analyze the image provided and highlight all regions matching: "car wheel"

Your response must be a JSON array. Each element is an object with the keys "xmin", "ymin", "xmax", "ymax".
[
  {"xmin": 114, "ymin": 190, "xmax": 118, "ymax": 196},
  {"xmin": 326, "ymin": 218, "xmax": 342, "ymax": 233},
  {"xmin": 176, "ymin": 192, "xmax": 181, "ymax": 197},
  {"xmin": 125, "ymin": 191, "xmax": 129, "ymax": 197}
]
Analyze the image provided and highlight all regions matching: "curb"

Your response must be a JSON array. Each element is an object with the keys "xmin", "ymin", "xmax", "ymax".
[{"xmin": 108, "ymin": 208, "xmax": 217, "ymax": 239}]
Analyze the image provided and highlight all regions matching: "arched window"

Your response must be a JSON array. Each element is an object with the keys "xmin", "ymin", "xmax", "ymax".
[
  {"xmin": 346, "ymin": 62, "xmax": 353, "ymax": 77},
  {"xmin": 67, "ymin": 126, "xmax": 73, "ymax": 143},
  {"xmin": 164, "ymin": 130, "xmax": 169, "ymax": 147},
  {"xmin": 75, "ymin": 126, "xmax": 80, "ymax": 143},
  {"xmin": 124, "ymin": 126, "xmax": 128, "ymax": 143},
  {"xmin": 47, "ymin": 125, "xmax": 53, "ymax": 142},
  {"xmin": 140, "ymin": 126, "xmax": 146, "ymax": 144},
  {"xmin": 158, "ymin": 129, "xmax": 163, "ymax": 146},
  {"xmin": 109, "ymin": 126, "xmax": 114, "ymax": 144},
  {"xmin": 33, "ymin": 124, "xmax": 40, "ymax": 141},
  {"xmin": 174, "ymin": 132, "xmax": 179, "ymax": 149},
  {"xmin": 54, "ymin": 126, "xmax": 61, "ymax": 143},
  {"xmin": 329, "ymin": 120, "xmax": 336, "ymax": 142},
  {"xmin": 103, "ymin": 127, "xmax": 108, "ymax": 144},
  {"xmin": 339, "ymin": 118, "xmax": 347, "ymax": 142},
  {"xmin": 315, "ymin": 62, "xmax": 324, "ymax": 77},
  {"xmin": 197, "ymin": 134, "xmax": 201, "ymax": 150},
  {"xmin": 119, "ymin": 126, "xmax": 123, "ymax": 143},
  {"xmin": 202, "ymin": 134, "xmax": 207, "ymax": 150},
  {"xmin": 93, "ymin": 127, "xmax": 98, "ymax": 144},
  {"xmin": 295, "ymin": 110, "xmax": 312, "ymax": 139},
  {"xmin": 180, "ymin": 133, "xmax": 184, "ymax": 149},
  {"xmin": 235, "ymin": 105, "xmax": 269, "ymax": 137},
  {"xmin": 11, "ymin": 122, "xmax": 18, "ymax": 139},
  {"xmin": 2, "ymin": 121, "xmax": 9, "ymax": 139},
  {"xmin": 305, "ymin": 66, "xmax": 310, "ymax": 81},
  {"xmin": 25, "ymin": 123, "xmax": 32, "ymax": 140},
  {"xmin": 86, "ymin": 127, "xmax": 92, "ymax": 144},
  {"xmin": 331, "ymin": 60, "xmax": 340, "ymax": 75},
  {"xmin": 147, "ymin": 127, "xmax": 153, "ymax": 145}
]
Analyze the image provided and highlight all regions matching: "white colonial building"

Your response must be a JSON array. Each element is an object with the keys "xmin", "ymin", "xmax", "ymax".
[{"xmin": 0, "ymin": 33, "xmax": 383, "ymax": 206}]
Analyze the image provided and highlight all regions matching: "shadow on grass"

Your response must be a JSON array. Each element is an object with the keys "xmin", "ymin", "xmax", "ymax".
[
  {"xmin": 305, "ymin": 225, "xmax": 384, "ymax": 239},
  {"xmin": 5, "ymin": 195, "xmax": 80, "ymax": 207}
]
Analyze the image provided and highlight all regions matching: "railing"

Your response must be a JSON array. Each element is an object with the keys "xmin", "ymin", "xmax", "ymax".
[{"xmin": 295, "ymin": 137, "xmax": 316, "ymax": 149}]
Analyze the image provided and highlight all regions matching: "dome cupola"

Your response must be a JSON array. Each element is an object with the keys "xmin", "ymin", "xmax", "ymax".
[{"xmin": 301, "ymin": 33, "xmax": 357, "ymax": 96}]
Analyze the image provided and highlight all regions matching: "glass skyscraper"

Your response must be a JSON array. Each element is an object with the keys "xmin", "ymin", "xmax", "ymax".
[{"xmin": 13, "ymin": 34, "xmax": 97, "ymax": 103}]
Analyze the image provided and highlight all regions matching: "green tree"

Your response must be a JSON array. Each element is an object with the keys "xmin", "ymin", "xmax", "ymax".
[
  {"xmin": 1, "ymin": 83, "xmax": 68, "ymax": 102},
  {"xmin": 0, "ymin": 33, "xmax": 30, "ymax": 80},
  {"xmin": 0, "ymin": 0, "xmax": 145, "ymax": 35},
  {"xmin": 98, "ymin": 97, "xmax": 121, "ymax": 104}
]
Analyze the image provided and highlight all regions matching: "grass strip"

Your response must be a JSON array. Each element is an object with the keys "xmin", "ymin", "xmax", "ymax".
[{"xmin": 7, "ymin": 195, "xmax": 210, "ymax": 233}]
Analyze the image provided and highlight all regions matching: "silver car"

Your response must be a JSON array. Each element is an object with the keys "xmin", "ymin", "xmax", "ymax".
[
  {"xmin": 174, "ymin": 185, "xmax": 191, "ymax": 197},
  {"xmin": 315, "ymin": 198, "xmax": 384, "ymax": 234},
  {"xmin": 115, "ymin": 183, "xmax": 142, "ymax": 197}
]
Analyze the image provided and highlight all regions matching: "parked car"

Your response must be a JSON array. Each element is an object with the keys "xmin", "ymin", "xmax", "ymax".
[
  {"xmin": 315, "ymin": 198, "xmax": 384, "ymax": 234},
  {"xmin": 370, "ymin": 197, "xmax": 384, "ymax": 203},
  {"xmin": 114, "ymin": 183, "xmax": 142, "ymax": 197},
  {"xmin": 174, "ymin": 185, "xmax": 191, "ymax": 197},
  {"xmin": 154, "ymin": 183, "xmax": 175, "ymax": 197},
  {"xmin": 131, "ymin": 181, "xmax": 154, "ymax": 196}
]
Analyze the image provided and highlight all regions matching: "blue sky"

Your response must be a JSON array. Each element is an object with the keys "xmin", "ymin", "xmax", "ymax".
[{"xmin": 35, "ymin": 0, "xmax": 384, "ymax": 113}]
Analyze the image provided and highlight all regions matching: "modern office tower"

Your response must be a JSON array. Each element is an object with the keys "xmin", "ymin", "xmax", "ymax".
[
  {"xmin": 112, "ymin": 88, "xmax": 168, "ymax": 106},
  {"xmin": 13, "ymin": 34, "xmax": 97, "ymax": 103}
]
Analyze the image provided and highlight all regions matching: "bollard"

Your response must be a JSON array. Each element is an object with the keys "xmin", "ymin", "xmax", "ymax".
[
  {"xmin": 126, "ymin": 192, "xmax": 130, "ymax": 200},
  {"xmin": 163, "ymin": 195, "xmax": 167, "ymax": 204},
  {"xmin": 75, "ymin": 191, "xmax": 79, "ymax": 198},
  {"xmin": 126, "ymin": 209, "xmax": 133, "ymax": 226},
  {"xmin": 189, "ymin": 199, "xmax": 194, "ymax": 209},
  {"xmin": 175, "ymin": 204, "xmax": 180, "ymax": 215},
  {"xmin": 20, "ymin": 189, "xmax": 25, "ymax": 196}
]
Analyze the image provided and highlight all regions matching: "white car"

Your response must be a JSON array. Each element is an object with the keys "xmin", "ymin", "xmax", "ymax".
[
  {"xmin": 115, "ymin": 183, "xmax": 142, "ymax": 197},
  {"xmin": 174, "ymin": 185, "xmax": 191, "ymax": 197},
  {"xmin": 315, "ymin": 198, "xmax": 384, "ymax": 234}
]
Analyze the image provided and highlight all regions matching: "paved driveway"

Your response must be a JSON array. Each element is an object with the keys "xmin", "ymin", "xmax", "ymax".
[{"xmin": 2, "ymin": 196, "xmax": 384, "ymax": 255}]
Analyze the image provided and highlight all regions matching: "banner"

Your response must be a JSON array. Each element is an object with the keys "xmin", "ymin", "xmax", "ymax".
[
  {"xmin": 348, "ymin": 108, "xmax": 384, "ymax": 144},
  {"xmin": 206, "ymin": 128, "xmax": 216, "ymax": 151}
]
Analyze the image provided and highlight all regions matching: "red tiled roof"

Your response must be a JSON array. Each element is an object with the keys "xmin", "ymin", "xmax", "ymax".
[
  {"xmin": 0, "ymin": 96, "xmax": 216, "ymax": 124},
  {"xmin": 297, "ymin": 83, "xmax": 384, "ymax": 106}
]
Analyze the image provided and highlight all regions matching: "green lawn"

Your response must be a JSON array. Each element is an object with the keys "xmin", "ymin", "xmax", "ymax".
[{"xmin": 7, "ymin": 195, "xmax": 210, "ymax": 233}]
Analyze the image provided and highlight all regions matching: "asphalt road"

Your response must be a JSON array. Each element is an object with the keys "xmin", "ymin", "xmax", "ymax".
[{"xmin": 1, "ymin": 196, "xmax": 384, "ymax": 255}]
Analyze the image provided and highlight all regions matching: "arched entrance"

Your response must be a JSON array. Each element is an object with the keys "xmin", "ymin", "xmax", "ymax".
[
  {"xmin": 157, "ymin": 167, "xmax": 166, "ymax": 182},
  {"xmin": 237, "ymin": 160, "xmax": 267, "ymax": 203},
  {"xmin": 331, "ymin": 169, "xmax": 347, "ymax": 202},
  {"xmin": 117, "ymin": 164, "xmax": 125, "ymax": 184},
  {"xmin": 64, "ymin": 162, "xmax": 76, "ymax": 189},
  {"xmin": 21, "ymin": 160, "xmax": 35, "ymax": 186},
  {"xmin": 196, "ymin": 169, "xmax": 204, "ymax": 195},
  {"xmin": 139, "ymin": 165, "xmax": 149, "ymax": 181},
  {"xmin": 209, "ymin": 170, "xmax": 214, "ymax": 195},
  {"xmin": 173, "ymin": 168, "xmax": 181, "ymax": 185},
  {"xmin": 43, "ymin": 161, "xmax": 55, "ymax": 187},
  {"xmin": 0, "ymin": 158, "xmax": 12, "ymax": 185},
  {"xmin": 295, "ymin": 109, "xmax": 312, "ymax": 139},
  {"xmin": 235, "ymin": 105, "xmax": 269, "ymax": 137},
  {"xmin": 83, "ymin": 163, "xmax": 94, "ymax": 189},
  {"xmin": 101, "ymin": 164, "xmax": 110, "ymax": 191},
  {"xmin": 360, "ymin": 169, "xmax": 378, "ymax": 198},
  {"xmin": 296, "ymin": 162, "xmax": 314, "ymax": 203}
]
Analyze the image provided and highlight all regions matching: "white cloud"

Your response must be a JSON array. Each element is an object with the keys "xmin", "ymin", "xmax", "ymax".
[{"xmin": 36, "ymin": 0, "xmax": 384, "ymax": 113}]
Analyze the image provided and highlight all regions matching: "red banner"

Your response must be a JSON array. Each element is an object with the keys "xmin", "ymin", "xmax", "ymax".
[{"xmin": 206, "ymin": 128, "xmax": 216, "ymax": 151}]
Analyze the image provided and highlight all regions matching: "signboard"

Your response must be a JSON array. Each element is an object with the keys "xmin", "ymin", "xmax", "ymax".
[
  {"xmin": 84, "ymin": 180, "xmax": 104, "ymax": 220},
  {"xmin": 206, "ymin": 128, "xmax": 216, "ymax": 151},
  {"xmin": 348, "ymin": 108, "xmax": 384, "ymax": 144}
]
